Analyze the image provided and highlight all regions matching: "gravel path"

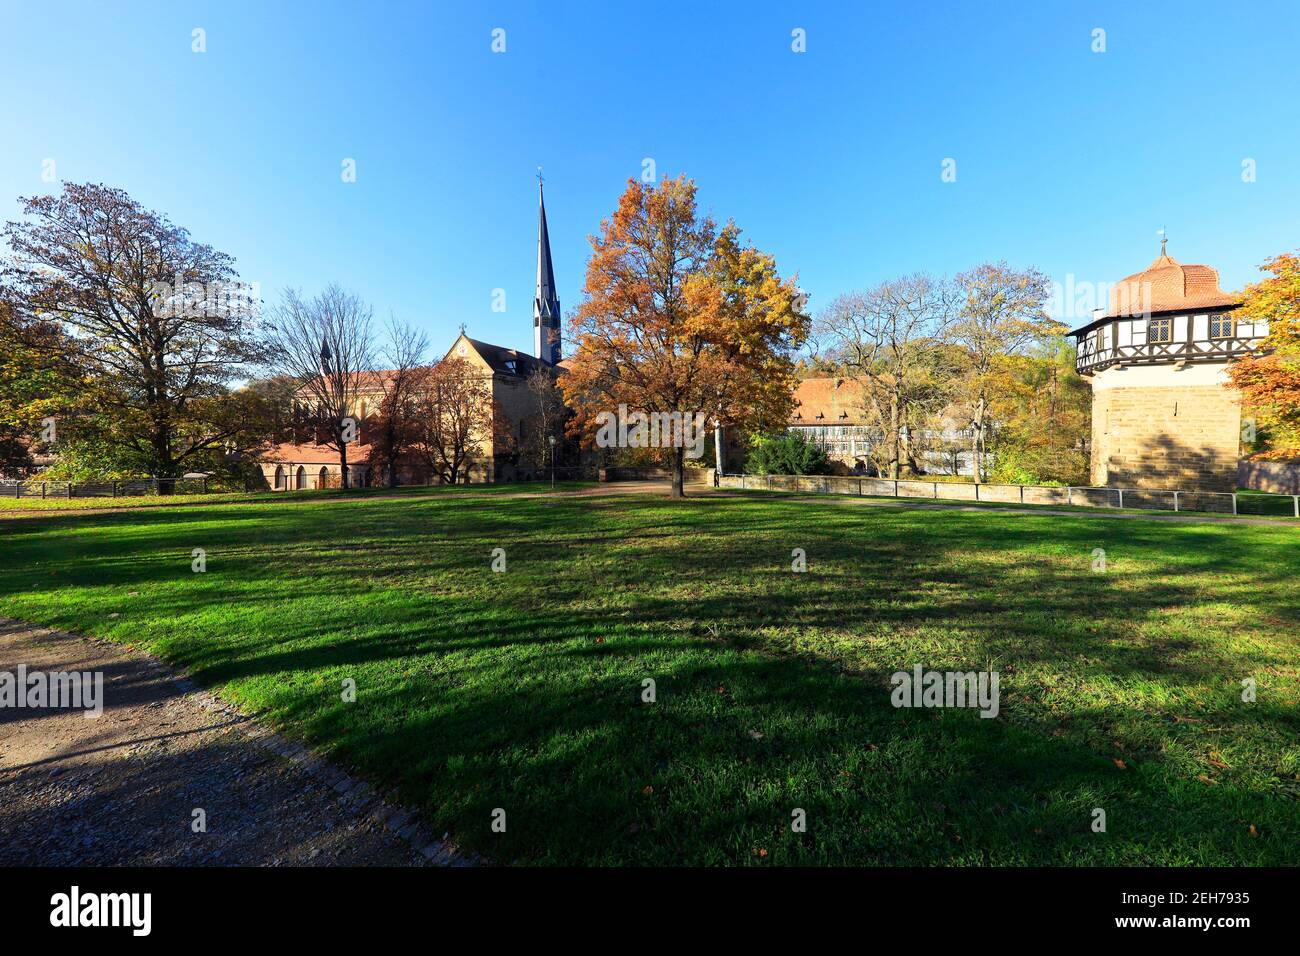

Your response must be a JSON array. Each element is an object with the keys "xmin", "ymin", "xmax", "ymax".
[{"xmin": 0, "ymin": 619, "xmax": 470, "ymax": 866}]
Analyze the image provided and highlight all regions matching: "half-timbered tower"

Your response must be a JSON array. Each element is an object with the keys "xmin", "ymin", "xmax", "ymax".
[{"xmin": 1069, "ymin": 241, "xmax": 1266, "ymax": 491}]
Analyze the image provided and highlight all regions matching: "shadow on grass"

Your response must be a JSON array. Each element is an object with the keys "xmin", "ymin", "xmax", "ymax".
[{"xmin": 2, "ymin": 492, "xmax": 1297, "ymax": 864}]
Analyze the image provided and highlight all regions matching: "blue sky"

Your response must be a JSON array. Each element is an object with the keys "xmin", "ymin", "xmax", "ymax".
[{"xmin": 2, "ymin": 0, "xmax": 1297, "ymax": 355}]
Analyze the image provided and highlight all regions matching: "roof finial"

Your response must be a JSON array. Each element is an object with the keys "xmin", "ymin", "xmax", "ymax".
[
  {"xmin": 1158, "ymin": 226, "xmax": 1167, "ymax": 257},
  {"xmin": 536, "ymin": 165, "xmax": 544, "ymax": 190}
]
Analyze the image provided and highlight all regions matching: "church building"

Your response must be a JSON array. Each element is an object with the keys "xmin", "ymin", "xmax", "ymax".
[
  {"xmin": 258, "ymin": 180, "xmax": 565, "ymax": 488},
  {"xmin": 1069, "ymin": 240, "xmax": 1268, "ymax": 491}
]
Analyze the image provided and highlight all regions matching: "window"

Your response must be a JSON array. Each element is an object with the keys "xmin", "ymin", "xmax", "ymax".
[
  {"xmin": 1148, "ymin": 318, "xmax": 1173, "ymax": 343},
  {"xmin": 273, "ymin": 465, "xmax": 284, "ymax": 490},
  {"xmin": 1209, "ymin": 313, "xmax": 1235, "ymax": 340}
]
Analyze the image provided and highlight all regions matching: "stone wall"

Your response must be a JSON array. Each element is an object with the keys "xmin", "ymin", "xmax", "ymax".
[
  {"xmin": 1237, "ymin": 458, "xmax": 1300, "ymax": 495},
  {"xmin": 1089, "ymin": 366, "xmax": 1242, "ymax": 492}
]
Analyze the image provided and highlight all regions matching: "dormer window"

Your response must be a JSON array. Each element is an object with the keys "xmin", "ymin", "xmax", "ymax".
[
  {"xmin": 504, "ymin": 360, "xmax": 518, "ymax": 374},
  {"xmin": 1149, "ymin": 318, "xmax": 1173, "ymax": 343},
  {"xmin": 1209, "ymin": 314, "xmax": 1235, "ymax": 340}
]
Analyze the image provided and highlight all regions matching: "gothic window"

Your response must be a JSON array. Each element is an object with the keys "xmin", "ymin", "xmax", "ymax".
[
  {"xmin": 1209, "ymin": 314, "xmax": 1235, "ymax": 340},
  {"xmin": 273, "ymin": 465, "xmax": 285, "ymax": 489},
  {"xmin": 1148, "ymin": 318, "xmax": 1173, "ymax": 343}
]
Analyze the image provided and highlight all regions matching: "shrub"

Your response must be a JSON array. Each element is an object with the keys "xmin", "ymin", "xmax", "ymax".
[{"xmin": 745, "ymin": 432, "xmax": 832, "ymax": 475}]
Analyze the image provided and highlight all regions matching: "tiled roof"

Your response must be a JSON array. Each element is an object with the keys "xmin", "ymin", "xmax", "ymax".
[
  {"xmin": 789, "ymin": 378, "xmax": 873, "ymax": 425},
  {"xmin": 262, "ymin": 442, "xmax": 373, "ymax": 465},
  {"xmin": 465, "ymin": 338, "xmax": 552, "ymax": 375},
  {"xmin": 1108, "ymin": 249, "xmax": 1240, "ymax": 318}
]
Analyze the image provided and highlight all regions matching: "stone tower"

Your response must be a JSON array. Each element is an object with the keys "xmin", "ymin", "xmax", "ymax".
[{"xmin": 1069, "ymin": 241, "xmax": 1267, "ymax": 491}]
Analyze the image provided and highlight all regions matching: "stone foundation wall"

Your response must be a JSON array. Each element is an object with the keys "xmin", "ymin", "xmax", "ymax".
[
  {"xmin": 1091, "ymin": 380, "xmax": 1241, "ymax": 491},
  {"xmin": 1237, "ymin": 458, "xmax": 1300, "ymax": 495}
]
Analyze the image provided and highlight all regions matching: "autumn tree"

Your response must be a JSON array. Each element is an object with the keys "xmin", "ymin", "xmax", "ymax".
[
  {"xmin": 815, "ymin": 275, "xmax": 957, "ymax": 478},
  {"xmin": 2, "ymin": 183, "xmax": 265, "ymax": 477},
  {"xmin": 1227, "ymin": 252, "xmax": 1300, "ymax": 458},
  {"xmin": 563, "ymin": 175, "xmax": 807, "ymax": 497},
  {"xmin": 950, "ymin": 263, "xmax": 1060, "ymax": 479},
  {"xmin": 0, "ymin": 292, "xmax": 89, "ymax": 475},
  {"xmin": 983, "ymin": 337, "xmax": 1091, "ymax": 484},
  {"xmin": 268, "ymin": 284, "xmax": 376, "ymax": 489},
  {"xmin": 521, "ymin": 367, "xmax": 568, "ymax": 474},
  {"xmin": 410, "ymin": 356, "xmax": 512, "ymax": 484},
  {"xmin": 369, "ymin": 316, "xmax": 430, "ymax": 487}
]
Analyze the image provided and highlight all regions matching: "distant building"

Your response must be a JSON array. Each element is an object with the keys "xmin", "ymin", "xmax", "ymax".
[
  {"xmin": 259, "ymin": 180, "xmax": 566, "ymax": 489},
  {"xmin": 1068, "ymin": 241, "xmax": 1266, "ymax": 491},
  {"xmin": 787, "ymin": 377, "xmax": 976, "ymax": 476}
]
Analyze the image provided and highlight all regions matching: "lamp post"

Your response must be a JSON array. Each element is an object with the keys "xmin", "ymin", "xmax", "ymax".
[{"xmin": 548, "ymin": 435, "xmax": 556, "ymax": 491}]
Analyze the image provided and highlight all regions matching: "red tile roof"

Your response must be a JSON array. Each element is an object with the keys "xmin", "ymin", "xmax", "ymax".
[
  {"xmin": 1106, "ymin": 252, "xmax": 1240, "ymax": 318},
  {"xmin": 262, "ymin": 442, "xmax": 372, "ymax": 465},
  {"xmin": 789, "ymin": 378, "xmax": 873, "ymax": 425}
]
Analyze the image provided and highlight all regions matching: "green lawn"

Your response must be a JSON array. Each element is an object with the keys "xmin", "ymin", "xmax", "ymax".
[{"xmin": 2, "ymin": 487, "xmax": 1297, "ymax": 865}]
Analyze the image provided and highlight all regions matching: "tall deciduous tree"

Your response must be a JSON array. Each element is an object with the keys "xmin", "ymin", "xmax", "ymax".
[
  {"xmin": 563, "ymin": 175, "xmax": 807, "ymax": 496},
  {"xmin": 2, "ymin": 183, "xmax": 265, "ymax": 477},
  {"xmin": 410, "ymin": 356, "xmax": 512, "ymax": 484},
  {"xmin": 815, "ymin": 275, "xmax": 957, "ymax": 478},
  {"xmin": 268, "ymin": 285, "xmax": 375, "ymax": 489},
  {"xmin": 0, "ymin": 292, "xmax": 88, "ymax": 475},
  {"xmin": 370, "ymin": 316, "xmax": 430, "ymax": 487},
  {"xmin": 951, "ymin": 263, "xmax": 1059, "ymax": 480},
  {"xmin": 1227, "ymin": 252, "xmax": 1300, "ymax": 458},
  {"xmin": 522, "ymin": 367, "xmax": 568, "ymax": 474}
]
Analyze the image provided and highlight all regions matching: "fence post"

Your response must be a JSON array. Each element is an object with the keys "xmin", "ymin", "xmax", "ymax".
[
  {"xmin": 42, "ymin": 481, "xmax": 46, "ymax": 499},
  {"xmin": 1232, "ymin": 492, "xmax": 1238, "ymax": 516},
  {"xmin": 1173, "ymin": 490, "xmax": 1179, "ymax": 512},
  {"xmin": 1019, "ymin": 485, "xmax": 1025, "ymax": 504},
  {"xmin": 893, "ymin": 479, "xmax": 899, "ymax": 498},
  {"xmin": 1118, "ymin": 488, "xmax": 1124, "ymax": 509},
  {"xmin": 1067, "ymin": 486, "xmax": 1072, "ymax": 506},
  {"xmin": 113, "ymin": 481, "xmax": 118, "ymax": 498},
  {"xmin": 152, "ymin": 478, "xmax": 159, "ymax": 495},
  {"xmin": 933, "ymin": 481, "xmax": 938, "ymax": 499},
  {"xmin": 202, "ymin": 476, "xmax": 208, "ymax": 494},
  {"xmin": 974, "ymin": 483, "xmax": 980, "ymax": 502},
  {"xmin": 1294, "ymin": 495, "xmax": 1299, "ymax": 519}
]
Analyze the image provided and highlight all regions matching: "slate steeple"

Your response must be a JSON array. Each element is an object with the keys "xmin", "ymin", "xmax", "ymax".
[{"xmin": 533, "ymin": 176, "xmax": 561, "ymax": 364}]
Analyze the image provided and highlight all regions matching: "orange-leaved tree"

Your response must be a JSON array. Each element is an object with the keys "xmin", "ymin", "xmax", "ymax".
[
  {"xmin": 1227, "ymin": 252, "xmax": 1300, "ymax": 458},
  {"xmin": 562, "ymin": 175, "xmax": 808, "ymax": 497}
]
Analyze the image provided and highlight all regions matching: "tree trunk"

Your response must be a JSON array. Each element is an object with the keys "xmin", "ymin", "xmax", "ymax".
[
  {"xmin": 670, "ymin": 447, "xmax": 685, "ymax": 498},
  {"xmin": 713, "ymin": 423, "xmax": 724, "ymax": 485},
  {"xmin": 339, "ymin": 441, "xmax": 349, "ymax": 490},
  {"xmin": 971, "ymin": 395, "xmax": 986, "ymax": 481},
  {"xmin": 888, "ymin": 401, "xmax": 901, "ymax": 479}
]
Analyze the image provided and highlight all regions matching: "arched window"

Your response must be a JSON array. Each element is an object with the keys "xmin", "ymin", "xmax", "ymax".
[
  {"xmin": 318, "ymin": 466, "xmax": 329, "ymax": 489},
  {"xmin": 295, "ymin": 466, "xmax": 306, "ymax": 490},
  {"xmin": 273, "ymin": 465, "xmax": 284, "ymax": 490}
]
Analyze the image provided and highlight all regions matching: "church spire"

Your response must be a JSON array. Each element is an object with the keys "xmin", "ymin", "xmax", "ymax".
[{"xmin": 533, "ymin": 172, "xmax": 561, "ymax": 364}]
